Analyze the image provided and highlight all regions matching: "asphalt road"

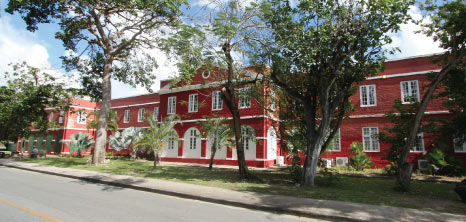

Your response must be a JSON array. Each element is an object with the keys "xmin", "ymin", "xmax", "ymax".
[{"xmin": 0, "ymin": 166, "xmax": 324, "ymax": 222}]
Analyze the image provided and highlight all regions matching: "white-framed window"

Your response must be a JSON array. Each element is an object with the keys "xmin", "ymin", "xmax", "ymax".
[
  {"xmin": 138, "ymin": 108, "xmax": 144, "ymax": 122},
  {"xmin": 188, "ymin": 94, "xmax": 198, "ymax": 113},
  {"xmin": 270, "ymin": 90, "xmax": 276, "ymax": 111},
  {"xmin": 153, "ymin": 107, "xmax": 159, "ymax": 121},
  {"xmin": 168, "ymin": 137, "xmax": 176, "ymax": 150},
  {"xmin": 410, "ymin": 133, "xmax": 425, "ymax": 152},
  {"xmin": 77, "ymin": 111, "xmax": 87, "ymax": 124},
  {"xmin": 362, "ymin": 127, "xmax": 379, "ymax": 152},
  {"xmin": 454, "ymin": 139, "xmax": 466, "ymax": 153},
  {"xmin": 212, "ymin": 91, "xmax": 223, "ymax": 111},
  {"xmin": 49, "ymin": 112, "xmax": 54, "ymax": 122},
  {"xmin": 360, "ymin": 85, "xmax": 377, "ymax": 107},
  {"xmin": 58, "ymin": 111, "xmax": 64, "ymax": 124},
  {"xmin": 238, "ymin": 88, "xmax": 251, "ymax": 109},
  {"xmin": 328, "ymin": 129, "xmax": 341, "ymax": 152},
  {"xmin": 168, "ymin": 96, "xmax": 176, "ymax": 114},
  {"xmin": 124, "ymin": 110, "xmax": 130, "ymax": 123},
  {"xmin": 401, "ymin": 80, "xmax": 420, "ymax": 104},
  {"xmin": 189, "ymin": 129, "xmax": 197, "ymax": 149}
]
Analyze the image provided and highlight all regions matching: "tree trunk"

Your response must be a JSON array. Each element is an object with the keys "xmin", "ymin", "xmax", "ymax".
[
  {"xmin": 222, "ymin": 42, "xmax": 250, "ymax": 179},
  {"xmin": 92, "ymin": 59, "xmax": 112, "ymax": 165},
  {"xmin": 300, "ymin": 97, "xmax": 331, "ymax": 186},
  {"xmin": 301, "ymin": 100, "xmax": 319, "ymax": 186},
  {"xmin": 397, "ymin": 59, "xmax": 457, "ymax": 191},
  {"xmin": 396, "ymin": 162, "xmax": 413, "ymax": 191},
  {"xmin": 153, "ymin": 150, "xmax": 160, "ymax": 169},
  {"xmin": 209, "ymin": 143, "xmax": 217, "ymax": 170}
]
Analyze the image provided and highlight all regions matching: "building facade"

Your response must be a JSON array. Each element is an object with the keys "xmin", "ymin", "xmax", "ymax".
[{"xmin": 14, "ymin": 54, "xmax": 466, "ymax": 169}]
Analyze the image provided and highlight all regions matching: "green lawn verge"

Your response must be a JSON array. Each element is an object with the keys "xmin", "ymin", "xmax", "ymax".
[{"xmin": 15, "ymin": 157, "xmax": 465, "ymax": 215}]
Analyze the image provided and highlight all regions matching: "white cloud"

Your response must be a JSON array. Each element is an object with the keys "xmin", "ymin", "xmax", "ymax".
[
  {"xmin": 0, "ymin": 17, "xmax": 51, "ymax": 74},
  {"xmin": 384, "ymin": 6, "xmax": 444, "ymax": 59},
  {"xmin": 0, "ymin": 16, "xmax": 77, "ymax": 88}
]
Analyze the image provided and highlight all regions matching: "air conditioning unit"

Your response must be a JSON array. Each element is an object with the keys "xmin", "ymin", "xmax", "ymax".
[
  {"xmin": 418, "ymin": 159, "xmax": 429, "ymax": 171},
  {"xmin": 321, "ymin": 158, "xmax": 333, "ymax": 168},
  {"xmin": 336, "ymin": 157, "xmax": 349, "ymax": 167},
  {"xmin": 276, "ymin": 156, "xmax": 285, "ymax": 166}
]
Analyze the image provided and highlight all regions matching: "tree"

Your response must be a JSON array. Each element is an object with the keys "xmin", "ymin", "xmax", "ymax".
[
  {"xmin": 108, "ymin": 127, "xmax": 143, "ymax": 159},
  {"xmin": 134, "ymin": 113, "xmax": 180, "ymax": 169},
  {"xmin": 395, "ymin": 0, "xmax": 466, "ymax": 191},
  {"xmin": 259, "ymin": 0, "xmax": 413, "ymax": 186},
  {"xmin": 87, "ymin": 110, "xmax": 120, "ymax": 134},
  {"xmin": 7, "ymin": 0, "xmax": 188, "ymax": 165},
  {"xmin": 200, "ymin": 116, "xmax": 234, "ymax": 170},
  {"xmin": 0, "ymin": 63, "xmax": 73, "ymax": 144},
  {"xmin": 439, "ymin": 66, "xmax": 466, "ymax": 148},
  {"xmin": 164, "ymin": 0, "xmax": 266, "ymax": 179}
]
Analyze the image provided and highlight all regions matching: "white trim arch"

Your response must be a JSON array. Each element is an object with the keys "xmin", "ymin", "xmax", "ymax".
[
  {"xmin": 162, "ymin": 130, "xmax": 179, "ymax": 158},
  {"xmin": 206, "ymin": 130, "xmax": 228, "ymax": 160},
  {"xmin": 241, "ymin": 125, "xmax": 257, "ymax": 160},
  {"xmin": 267, "ymin": 126, "xmax": 278, "ymax": 161},
  {"xmin": 183, "ymin": 127, "xmax": 201, "ymax": 158}
]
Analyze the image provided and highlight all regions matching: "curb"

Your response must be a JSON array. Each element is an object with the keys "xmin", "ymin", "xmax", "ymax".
[{"xmin": 1, "ymin": 162, "xmax": 358, "ymax": 222}]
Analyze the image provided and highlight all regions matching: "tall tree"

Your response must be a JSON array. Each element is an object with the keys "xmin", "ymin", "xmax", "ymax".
[
  {"xmin": 259, "ymin": 0, "xmax": 412, "ymax": 186},
  {"xmin": 164, "ymin": 0, "xmax": 266, "ymax": 179},
  {"xmin": 0, "ymin": 63, "xmax": 73, "ymax": 144},
  {"xmin": 6, "ymin": 0, "xmax": 188, "ymax": 165},
  {"xmin": 395, "ymin": 0, "xmax": 466, "ymax": 191}
]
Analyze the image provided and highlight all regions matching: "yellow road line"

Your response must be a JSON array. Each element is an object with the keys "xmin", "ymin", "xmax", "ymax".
[{"xmin": 0, "ymin": 198, "xmax": 63, "ymax": 222}]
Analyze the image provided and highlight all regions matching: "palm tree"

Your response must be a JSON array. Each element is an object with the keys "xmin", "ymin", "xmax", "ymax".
[
  {"xmin": 201, "ymin": 116, "xmax": 234, "ymax": 170},
  {"xmin": 65, "ymin": 132, "xmax": 94, "ymax": 156},
  {"xmin": 108, "ymin": 127, "xmax": 143, "ymax": 159},
  {"xmin": 134, "ymin": 113, "xmax": 180, "ymax": 169},
  {"xmin": 86, "ymin": 110, "xmax": 119, "ymax": 134}
]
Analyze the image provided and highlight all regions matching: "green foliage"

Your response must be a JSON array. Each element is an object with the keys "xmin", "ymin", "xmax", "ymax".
[
  {"xmin": 69, "ymin": 133, "xmax": 94, "ymax": 156},
  {"xmin": 257, "ymin": 0, "xmax": 413, "ymax": 185},
  {"xmin": 87, "ymin": 110, "xmax": 120, "ymax": 133},
  {"xmin": 6, "ymin": 0, "xmax": 188, "ymax": 99},
  {"xmin": 0, "ymin": 63, "xmax": 73, "ymax": 144},
  {"xmin": 200, "ymin": 116, "xmax": 234, "ymax": 152},
  {"xmin": 318, "ymin": 167, "xmax": 341, "ymax": 187},
  {"xmin": 7, "ymin": 0, "xmax": 188, "ymax": 164},
  {"xmin": 349, "ymin": 142, "xmax": 373, "ymax": 171},
  {"xmin": 426, "ymin": 142, "xmax": 465, "ymax": 177},
  {"xmin": 134, "ymin": 113, "xmax": 180, "ymax": 167},
  {"xmin": 379, "ymin": 99, "xmax": 423, "ymax": 164},
  {"xmin": 288, "ymin": 163, "xmax": 302, "ymax": 184},
  {"xmin": 384, "ymin": 164, "xmax": 398, "ymax": 176},
  {"xmin": 108, "ymin": 127, "xmax": 143, "ymax": 159}
]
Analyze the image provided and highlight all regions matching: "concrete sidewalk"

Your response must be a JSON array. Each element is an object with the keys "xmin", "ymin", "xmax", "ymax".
[{"xmin": 0, "ymin": 159, "xmax": 464, "ymax": 222}]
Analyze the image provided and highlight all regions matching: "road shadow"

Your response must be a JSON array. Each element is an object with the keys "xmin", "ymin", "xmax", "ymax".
[{"xmin": 69, "ymin": 174, "xmax": 147, "ymax": 192}]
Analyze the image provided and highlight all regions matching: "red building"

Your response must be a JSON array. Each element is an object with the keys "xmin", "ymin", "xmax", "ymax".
[
  {"xmin": 15, "ymin": 54, "xmax": 466, "ymax": 169},
  {"xmin": 14, "ymin": 99, "xmax": 99, "ymax": 155}
]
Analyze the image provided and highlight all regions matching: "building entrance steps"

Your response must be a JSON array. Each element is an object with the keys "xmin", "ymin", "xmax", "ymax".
[{"xmin": 0, "ymin": 159, "xmax": 464, "ymax": 222}]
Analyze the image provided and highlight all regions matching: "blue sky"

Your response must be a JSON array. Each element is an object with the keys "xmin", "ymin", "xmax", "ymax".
[{"xmin": 0, "ymin": 0, "xmax": 444, "ymax": 99}]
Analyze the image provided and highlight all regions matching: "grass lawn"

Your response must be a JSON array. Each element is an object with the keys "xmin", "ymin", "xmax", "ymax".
[{"xmin": 15, "ymin": 157, "xmax": 466, "ymax": 215}]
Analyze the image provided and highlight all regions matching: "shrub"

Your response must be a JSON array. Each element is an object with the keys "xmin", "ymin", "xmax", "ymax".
[
  {"xmin": 318, "ymin": 166, "xmax": 341, "ymax": 186},
  {"xmin": 288, "ymin": 163, "xmax": 302, "ymax": 184},
  {"xmin": 349, "ymin": 142, "xmax": 373, "ymax": 171},
  {"xmin": 384, "ymin": 163, "xmax": 397, "ymax": 176},
  {"xmin": 426, "ymin": 143, "xmax": 465, "ymax": 177}
]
